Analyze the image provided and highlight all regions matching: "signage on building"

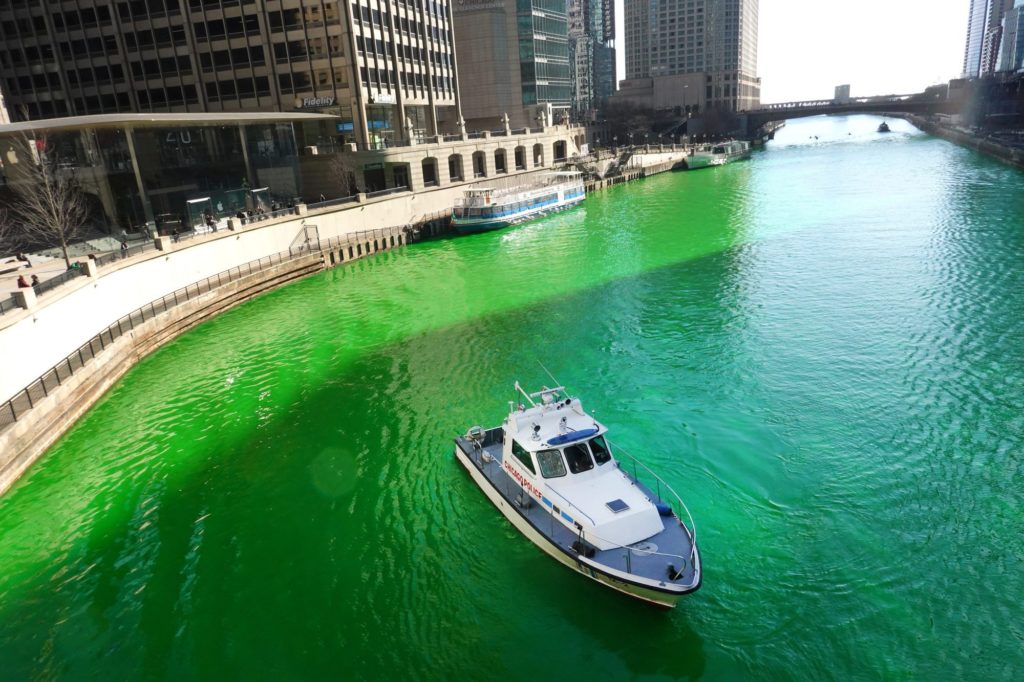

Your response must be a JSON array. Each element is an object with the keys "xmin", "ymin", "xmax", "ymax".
[
  {"xmin": 295, "ymin": 96, "xmax": 336, "ymax": 109},
  {"xmin": 454, "ymin": 0, "xmax": 504, "ymax": 11},
  {"xmin": 370, "ymin": 93, "xmax": 396, "ymax": 105},
  {"xmin": 336, "ymin": 122, "xmax": 355, "ymax": 132}
]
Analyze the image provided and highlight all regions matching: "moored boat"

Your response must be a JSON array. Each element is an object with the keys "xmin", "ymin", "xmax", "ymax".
[
  {"xmin": 454, "ymin": 382, "xmax": 701, "ymax": 607},
  {"xmin": 451, "ymin": 172, "xmax": 585, "ymax": 234},
  {"xmin": 877, "ymin": 121, "xmax": 891, "ymax": 133},
  {"xmin": 686, "ymin": 139, "xmax": 751, "ymax": 169}
]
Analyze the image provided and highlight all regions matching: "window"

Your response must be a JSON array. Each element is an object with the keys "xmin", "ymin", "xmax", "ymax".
[
  {"xmin": 537, "ymin": 449, "xmax": 566, "ymax": 478},
  {"xmin": 511, "ymin": 441, "xmax": 536, "ymax": 475},
  {"xmin": 563, "ymin": 444, "xmax": 594, "ymax": 474},
  {"xmin": 588, "ymin": 436, "xmax": 611, "ymax": 465}
]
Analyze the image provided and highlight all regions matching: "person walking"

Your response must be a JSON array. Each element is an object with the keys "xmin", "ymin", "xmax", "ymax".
[
  {"xmin": 120, "ymin": 240, "xmax": 128, "ymax": 258},
  {"xmin": 17, "ymin": 274, "xmax": 30, "ymax": 288}
]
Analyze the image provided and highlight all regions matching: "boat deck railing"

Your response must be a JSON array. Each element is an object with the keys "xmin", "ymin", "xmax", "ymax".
[
  {"xmin": 607, "ymin": 440, "xmax": 698, "ymax": 565},
  {"xmin": 458, "ymin": 433, "xmax": 698, "ymax": 582}
]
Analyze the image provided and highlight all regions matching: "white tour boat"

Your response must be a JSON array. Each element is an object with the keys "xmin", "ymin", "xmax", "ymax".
[
  {"xmin": 451, "ymin": 172, "xmax": 585, "ymax": 234},
  {"xmin": 686, "ymin": 139, "xmax": 752, "ymax": 169},
  {"xmin": 454, "ymin": 382, "xmax": 701, "ymax": 607}
]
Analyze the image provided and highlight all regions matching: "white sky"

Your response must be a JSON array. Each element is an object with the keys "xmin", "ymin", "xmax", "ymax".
[{"xmin": 614, "ymin": 0, "xmax": 971, "ymax": 103}]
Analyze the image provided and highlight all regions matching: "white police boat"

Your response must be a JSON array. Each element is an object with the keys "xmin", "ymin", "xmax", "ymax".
[{"xmin": 454, "ymin": 382, "xmax": 701, "ymax": 607}]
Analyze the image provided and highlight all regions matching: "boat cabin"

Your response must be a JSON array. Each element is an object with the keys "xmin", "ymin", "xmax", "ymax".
[{"xmin": 499, "ymin": 385, "xmax": 666, "ymax": 550}]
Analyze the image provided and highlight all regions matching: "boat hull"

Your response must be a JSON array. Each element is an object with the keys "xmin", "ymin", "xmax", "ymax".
[
  {"xmin": 454, "ymin": 441, "xmax": 700, "ymax": 608},
  {"xmin": 452, "ymin": 194, "xmax": 584, "ymax": 235}
]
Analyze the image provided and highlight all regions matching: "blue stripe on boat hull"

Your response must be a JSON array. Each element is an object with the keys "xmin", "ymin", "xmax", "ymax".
[{"xmin": 453, "ymin": 194, "xmax": 584, "ymax": 234}]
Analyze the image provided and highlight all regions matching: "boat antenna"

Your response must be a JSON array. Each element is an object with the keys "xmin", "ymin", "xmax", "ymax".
[{"xmin": 537, "ymin": 360, "xmax": 562, "ymax": 391}]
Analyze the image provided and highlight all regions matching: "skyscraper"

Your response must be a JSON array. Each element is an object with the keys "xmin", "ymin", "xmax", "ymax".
[
  {"xmin": 452, "ymin": 0, "xmax": 571, "ymax": 130},
  {"xmin": 997, "ymin": 1, "xmax": 1024, "ymax": 72},
  {"xmin": 568, "ymin": 0, "xmax": 616, "ymax": 118},
  {"xmin": 620, "ymin": 0, "xmax": 759, "ymax": 113},
  {"xmin": 963, "ymin": 0, "xmax": 1016, "ymax": 77},
  {"xmin": 0, "ymin": 1, "xmax": 462, "ymax": 147}
]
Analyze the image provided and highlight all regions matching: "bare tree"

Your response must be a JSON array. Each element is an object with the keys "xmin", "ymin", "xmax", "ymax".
[
  {"xmin": 0, "ymin": 207, "xmax": 14, "ymax": 256},
  {"xmin": 328, "ymin": 152, "xmax": 362, "ymax": 198},
  {"xmin": 4, "ymin": 131, "xmax": 89, "ymax": 269}
]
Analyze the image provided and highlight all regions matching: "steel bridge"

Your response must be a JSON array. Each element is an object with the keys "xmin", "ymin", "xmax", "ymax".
[{"xmin": 739, "ymin": 94, "xmax": 960, "ymax": 137}]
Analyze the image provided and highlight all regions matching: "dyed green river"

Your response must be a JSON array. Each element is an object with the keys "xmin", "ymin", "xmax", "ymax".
[{"xmin": 2, "ymin": 115, "xmax": 1022, "ymax": 679}]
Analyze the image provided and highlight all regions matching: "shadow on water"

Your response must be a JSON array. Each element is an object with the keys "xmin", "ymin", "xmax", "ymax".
[{"xmin": 0, "ymin": 242, "xmax": 753, "ymax": 679}]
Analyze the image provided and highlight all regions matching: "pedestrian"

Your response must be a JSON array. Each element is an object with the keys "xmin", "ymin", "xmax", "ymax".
[
  {"xmin": 17, "ymin": 274, "xmax": 30, "ymax": 288},
  {"xmin": 31, "ymin": 274, "xmax": 39, "ymax": 287},
  {"xmin": 120, "ymin": 240, "xmax": 128, "ymax": 258},
  {"xmin": 319, "ymin": 193, "xmax": 326, "ymax": 202},
  {"xmin": 172, "ymin": 227, "xmax": 180, "ymax": 243}
]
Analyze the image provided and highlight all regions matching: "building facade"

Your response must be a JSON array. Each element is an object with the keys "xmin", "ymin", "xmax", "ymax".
[
  {"xmin": 0, "ymin": 84, "xmax": 9, "ymax": 124},
  {"xmin": 997, "ymin": 1, "xmax": 1024, "ymax": 72},
  {"xmin": 568, "ymin": 0, "xmax": 615, "ymax": 119},
  {"xmin": 963, "ymin": 0, "xmax": 1016, "ymax": 78},
  {"xmin": 452, "ymin": 0, "xmax": 571, "ymax": 130},
  {"xmin": 0, "ymin": 0, "xmax": 462, "ymax": 148},
  {"xmin": 620, "ymin": 0, "xmax": 759, "ymax": 113}
]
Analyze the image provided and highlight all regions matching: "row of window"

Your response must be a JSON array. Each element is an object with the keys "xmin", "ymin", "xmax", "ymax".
[
  {"xmin": 511, "ymin": 436, "xmax": 613, "ymax": 480},
  {"xmin": 358, "ymin": 66, "xmax": 453, "ymax": 93},
  {"xmin": 356, "ymin": 36, "xmax": 451, "ymax": 67},
  {"xmin": 352, "ymin": 3, "xmax": 452, "ymax": 44}
]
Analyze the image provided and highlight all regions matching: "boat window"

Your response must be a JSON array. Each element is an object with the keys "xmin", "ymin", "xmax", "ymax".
[
  {"xmin": 511, "ymin": 440, "xmax": 536, "ymax": 475},
  {"xmin": 588, "ymin": 435, "xmax": 612, "ymax": 465},
  {"xmin": 536, "ymin": 449, "xmax": 566, "ymax": 478},
  {"xmin": 563, "ymin": 443, "xmax": 594, "ymax": 474}
]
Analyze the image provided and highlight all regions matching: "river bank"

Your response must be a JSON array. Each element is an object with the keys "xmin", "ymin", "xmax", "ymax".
[{"xmin": 904, "ymin": 113, "xmax": 1024, "ymax": 169}]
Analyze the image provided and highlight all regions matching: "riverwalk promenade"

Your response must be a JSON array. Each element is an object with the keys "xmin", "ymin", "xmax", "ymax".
[{"xmin": 0, "ymin": 145, "xmax": 688, "ymax": 495}]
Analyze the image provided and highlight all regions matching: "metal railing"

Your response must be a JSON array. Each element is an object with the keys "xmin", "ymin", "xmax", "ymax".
[
  {"xmin": 307, "ymin": 195, "xmax": 358, "ymax": 210},
  {"xmin": 33, "ymin": 268, "xmax": 85, "ymax": 297},
  {"xmin": 0, "ymin": 296, "xmax": 18, "ymax": 316},
  {"xmin": 608, "ymin": 439, "xmax": 698, "ymax": 565},
  {"xmin": 365, "ymin": 186, "xmax": 409, "ymax": 198},
  {"xmin": 0, "ymin": 244, "xmax": 319, "ymax": 432},
  {"xmin": 320, "ymin": 225, "xmax": 406, "ymax": 253}
]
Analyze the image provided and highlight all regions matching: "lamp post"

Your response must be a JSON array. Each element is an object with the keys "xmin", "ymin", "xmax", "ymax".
[{"xmin": 613, "ymin": 135, "xmax": 618, "ymax": 151}]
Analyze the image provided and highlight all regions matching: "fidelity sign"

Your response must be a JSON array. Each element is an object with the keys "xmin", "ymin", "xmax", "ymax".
[{"xmin": 296, "ymin": 96, "xmax": 335, "ymax": 109}]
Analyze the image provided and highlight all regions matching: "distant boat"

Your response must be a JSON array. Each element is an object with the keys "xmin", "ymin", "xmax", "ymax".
[
  {"xmin": 878, "ymin": 121, "xmax": 891, "ymax": 133},
  {"xmin": 451, "ymin": 172, "xmax": 585, "ymax": 234},
  {"xmin": 686, "ymin": 140, "xmax": 751, "ymax": 170}
]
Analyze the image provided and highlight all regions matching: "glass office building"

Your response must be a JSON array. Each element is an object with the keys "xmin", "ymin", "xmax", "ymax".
[{"xmin": 0, "ymin": 0, "xmax": 462, "ymax": 148}]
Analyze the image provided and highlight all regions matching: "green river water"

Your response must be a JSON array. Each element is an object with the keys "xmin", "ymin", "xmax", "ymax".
[{"xmin": 1, "ymin": 115, "xmax": 1022, "ymax": 680}]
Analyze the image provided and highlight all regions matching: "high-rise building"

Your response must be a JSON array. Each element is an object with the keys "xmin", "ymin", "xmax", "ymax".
[
  {"xmin": 997, "ymin": 1, "xmax": 1024, "ymax": 72},
  {"xmin": 963, "ymin": 0, "xmax": 1015, "ymax": 77},
  {"xmin": 0, "ymin": 0, "xmax": 462, "ymax": 147},
  {"xmin": 0, "ymin": 85, "xmax": 9, "ymax": 125},
  {"xmin": 452, "ymin": 0, "xmax": 571, "ymax": 130},
  {"xmin": 619, "ymin": 0, "xmax": 759, "ymax": 113},
  {"xmin": 568, "ymin": 0, "xmax": 615, "ymax": 118}
]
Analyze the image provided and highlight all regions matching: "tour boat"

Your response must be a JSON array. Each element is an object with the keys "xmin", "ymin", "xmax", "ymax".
[
  {"xmin": 454, "ymin": 382, "xmax": 701, "ymax": 607},
  {"xmin": 451, "ymin": 172, "xmax": 585, "ymax": 234},
  {"xmin": 686, "ymin": 140, "xmax": 751, "ymax": 169},
  {"xmin": 877, "ymin": 121, "xmax": 891, "ymax": 133}
]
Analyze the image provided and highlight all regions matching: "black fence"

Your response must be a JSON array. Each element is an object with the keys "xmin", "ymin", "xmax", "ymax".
[
  {"xmin": 0, "ymin": 244, "xmax": 317, "ymax": 432},
  {"xmin": 307, "ymin": 195, "xmax": 358, "ymax": 211},
  {"xmin": 32, "ymin": 268, "xmax": 85, "ymax": 297},
  {"xmin": 0, "ymin": 296, "xmax": 18, "ymax": 317}
]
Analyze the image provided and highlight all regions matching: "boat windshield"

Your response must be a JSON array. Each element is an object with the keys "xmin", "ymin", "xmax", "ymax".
[
  {"xmin": 588, "ymin": 435, "xmax": 612, "ymax": 465},
  {"xmin": 537, "ymin": 449, "xmax": 566, "ymax": 478},
  {"xmin": 564, "ymin": 443, "xmax": 594, "ymax": 474}
]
